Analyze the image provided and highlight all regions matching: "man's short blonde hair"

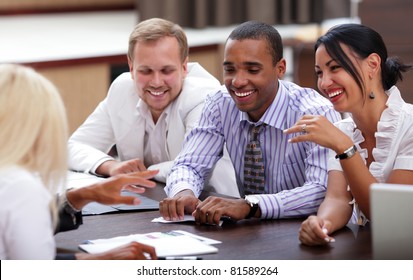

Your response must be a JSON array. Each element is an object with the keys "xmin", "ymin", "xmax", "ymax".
[{"xmin": 128, "ymin": 18, "xmax": 188, "ymax": 63}]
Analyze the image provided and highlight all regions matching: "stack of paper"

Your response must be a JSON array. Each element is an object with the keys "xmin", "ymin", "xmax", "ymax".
[
  {"xmin": 152, "ymin": 215, "xmax": 223, "ymax": 226},
  {"xmin": 79, "ymin": 230, "xmax": 220, "ymax": 257}
]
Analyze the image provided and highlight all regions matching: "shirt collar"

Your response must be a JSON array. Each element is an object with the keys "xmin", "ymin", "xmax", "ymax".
[
  {"xmin": 136, "ymin": 98, "xmax": 172, "ymax": 119},
  {"xmin": 239, "ymin": 80, "xmax": 289, "ymax": 130}
]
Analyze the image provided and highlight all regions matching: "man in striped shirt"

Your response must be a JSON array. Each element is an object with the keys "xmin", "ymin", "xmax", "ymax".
[{"xmin": 160, "ymin": 21, "xmax": 341, "ymax": 224}]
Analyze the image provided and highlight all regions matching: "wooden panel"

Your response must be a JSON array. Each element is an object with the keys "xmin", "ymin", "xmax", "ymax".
[
  {"xmin": 360, "ymin": 0, "xmax": 413, "ymax": 104},
  {"xmin": 38, "ymin": 64, "xmax": 110, "ymax": 133},
  {"xmin": 0, "ymin": 0, "xmax": 134, "ymax": 13},
  {"xmin": 360, "ymin": 0, "xmax": 413, "ymax": 46},
  {"xmin": 388, "ymin": 48, "xmax": 413, "ymax": 104},
  {"xmin": 190, "ymin": 44, "xmax": 223, "ymax": 83},
  {"xmin": 291, "ymin": 41, "xmax": 317, "ymax": 89}
]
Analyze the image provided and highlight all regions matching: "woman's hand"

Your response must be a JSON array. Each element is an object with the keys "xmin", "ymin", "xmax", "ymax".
[
  {"xmin": 283, "ymin": 115, "xmax": 352, "ymax": 153},
  {"xmin": 299, "ymin": 215, "xmax": 335, "ymax": 246}
]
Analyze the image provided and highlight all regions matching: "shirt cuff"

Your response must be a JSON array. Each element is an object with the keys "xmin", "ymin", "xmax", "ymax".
[
  {"xmin": 60, "ymin": 189, "xmax": 81, "ymax": 213},
  {"xmin": 256, "ymin": 194, "xmax": 284, "ymax": 219},
  {"xmin": 165, "ymin": 182, "xmax": 201, "ymax": 198},
  {"xmin": 89, "ymin": 156, "xmax": 115, "ymax": 175}
]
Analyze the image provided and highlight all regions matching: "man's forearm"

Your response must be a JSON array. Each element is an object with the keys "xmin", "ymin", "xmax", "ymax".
[{"xmin": 95, "ymin": 160, "xmax": 117, "ymax": 177}]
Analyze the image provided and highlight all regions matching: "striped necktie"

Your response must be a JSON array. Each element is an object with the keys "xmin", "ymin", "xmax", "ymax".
[{"xmin": 244, "ymin": 124, "xmax": 266, "ymax": 195}]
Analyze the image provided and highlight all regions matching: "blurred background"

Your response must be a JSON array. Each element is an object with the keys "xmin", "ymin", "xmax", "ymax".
[{"xmin": 1, "ymin": 0, "xmax": 412, "ymax": 133}]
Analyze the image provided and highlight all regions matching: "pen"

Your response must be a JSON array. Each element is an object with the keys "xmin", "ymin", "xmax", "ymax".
[{"xmin": 158, "ymin": 256, "xmax": 202, "ymax": 260}]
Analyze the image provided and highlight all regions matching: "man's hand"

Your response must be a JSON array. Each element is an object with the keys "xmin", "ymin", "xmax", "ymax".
[
  {"xmin": 96, "ymin": 158, "xmax": 147, "ymax": 177},
  {"xmin": 159, "ymin": 190, "xmax": 199, "ymax": 221},
  {"xmin": 75, "ymin": 242, "xmax": 157, "ymax": 260},
  {"xmin": 193, "ymin": 197, "xmax": 252, "ymax": 225},
  {"xmin": 67, "ymin": 169, "xmax": 159, "ymax": 210}
]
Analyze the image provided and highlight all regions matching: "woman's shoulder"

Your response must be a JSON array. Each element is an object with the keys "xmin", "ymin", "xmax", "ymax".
[
  {"xmin": 379, "ymin": 86, "xmax": 413, "ymax": 134},
  {"xmin": 334, "ymin": 116, "xmax": 356, "ymax": 130},
  {"xmin": 0, "ymin": 166, "xmax": 49, "ymax": 199}
]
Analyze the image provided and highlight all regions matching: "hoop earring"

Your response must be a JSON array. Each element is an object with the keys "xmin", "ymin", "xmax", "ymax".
[{"xmin": 369, "ymin": 92, "xmax": 375, "ymax": 99}]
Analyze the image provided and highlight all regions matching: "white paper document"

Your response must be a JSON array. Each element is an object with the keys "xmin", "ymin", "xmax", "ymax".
[
  {"xmin": 66, "ymin": 171, "xmax": 106, "ymax": 189},
  {"xmin": 152, "ymin": 214, "xmax": 196, "ymax": 223},
  {"xmin": 152, "ymin": 215, "xmax": 224, "ymax": 226},
  {"xmin": 79, "ymin": 230, "xmax": 220, "ymax": 257}
]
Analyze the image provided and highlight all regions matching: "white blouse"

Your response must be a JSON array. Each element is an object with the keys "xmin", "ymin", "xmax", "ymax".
[
  {"xmin": 327, "ymin": 86, "xmax": 413, "ymax": 224},
  {"xmin": 0, "ymin": 166, "xmax": 55, "ymax": 259}
]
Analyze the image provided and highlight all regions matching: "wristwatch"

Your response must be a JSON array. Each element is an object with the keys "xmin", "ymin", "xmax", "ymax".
[
  {"xmin": 60, "ymin": 189, "xmax": 81, "ymax": 214},
  {"xmin": 59, "ymin": 189, "xmax": 82, "ymax": 227},
  {"xmin": 244, "ymin": 195, "xmax": 259, "ymax": 219}
]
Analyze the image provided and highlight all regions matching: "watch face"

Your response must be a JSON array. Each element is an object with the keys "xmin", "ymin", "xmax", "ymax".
[{"xmin": 245, "ymin": 195, "xmax": 259, "ymax": 204}]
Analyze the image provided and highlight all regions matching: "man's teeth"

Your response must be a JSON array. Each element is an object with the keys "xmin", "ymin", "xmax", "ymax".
[
  {"xmin": 235, "ymin": 90, "xmax": 254, "ymax": 97},
  {"xmin": 328, "ymin": 90, "xmax": 343, "ymax": 98}
]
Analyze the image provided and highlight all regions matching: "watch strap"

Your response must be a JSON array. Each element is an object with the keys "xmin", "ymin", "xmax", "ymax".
[
  {"xmin": 245, "ymin": 199, "xmax": 259, "ymax": 219},
  {"xmin": 335, "ymin": 145, "xmax": 357, "ymax": 160},
  {"xmin": 246, "ymin": 203, "xmax": 258, "ymax": 219}
]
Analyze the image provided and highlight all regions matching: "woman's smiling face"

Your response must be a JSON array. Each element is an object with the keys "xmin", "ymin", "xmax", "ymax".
[{"xmin": 315, "ymin": 43, "xmax": 367, "ymax": 113}]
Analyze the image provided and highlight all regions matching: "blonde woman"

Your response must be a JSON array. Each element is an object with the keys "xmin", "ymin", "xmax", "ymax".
[{"xmin": 0, "ymin": 64, "xmax": 158, "ymax": 259}]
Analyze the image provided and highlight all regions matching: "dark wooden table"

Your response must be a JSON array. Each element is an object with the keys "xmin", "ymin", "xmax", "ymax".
[{"xmin": 55, "ymin": 182, "xmax": 372, "ymax": 260}]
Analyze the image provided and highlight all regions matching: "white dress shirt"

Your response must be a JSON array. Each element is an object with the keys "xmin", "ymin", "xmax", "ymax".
[
  {"xmin": 0, "ymin": 166, "xmax": 55, "ymax": 259},
  {"xmin": 328, "ymin": 86, "xmax": 413, "ymax": 224}
]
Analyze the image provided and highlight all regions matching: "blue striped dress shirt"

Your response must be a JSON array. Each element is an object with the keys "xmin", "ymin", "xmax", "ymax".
[{"xmin": 166, "ymin": 80, "xmax": 341, "ymax": 219}]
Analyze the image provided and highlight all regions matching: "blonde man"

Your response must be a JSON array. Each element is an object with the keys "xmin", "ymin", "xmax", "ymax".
[{"xmin": 68, "ymin": 18, "xmax": 238, "ymax": 197}]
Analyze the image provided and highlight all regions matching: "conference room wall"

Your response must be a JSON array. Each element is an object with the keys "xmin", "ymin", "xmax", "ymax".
[{"xmin": 0, "ymin": 0, "xmax": 134, "ymax": 12}]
